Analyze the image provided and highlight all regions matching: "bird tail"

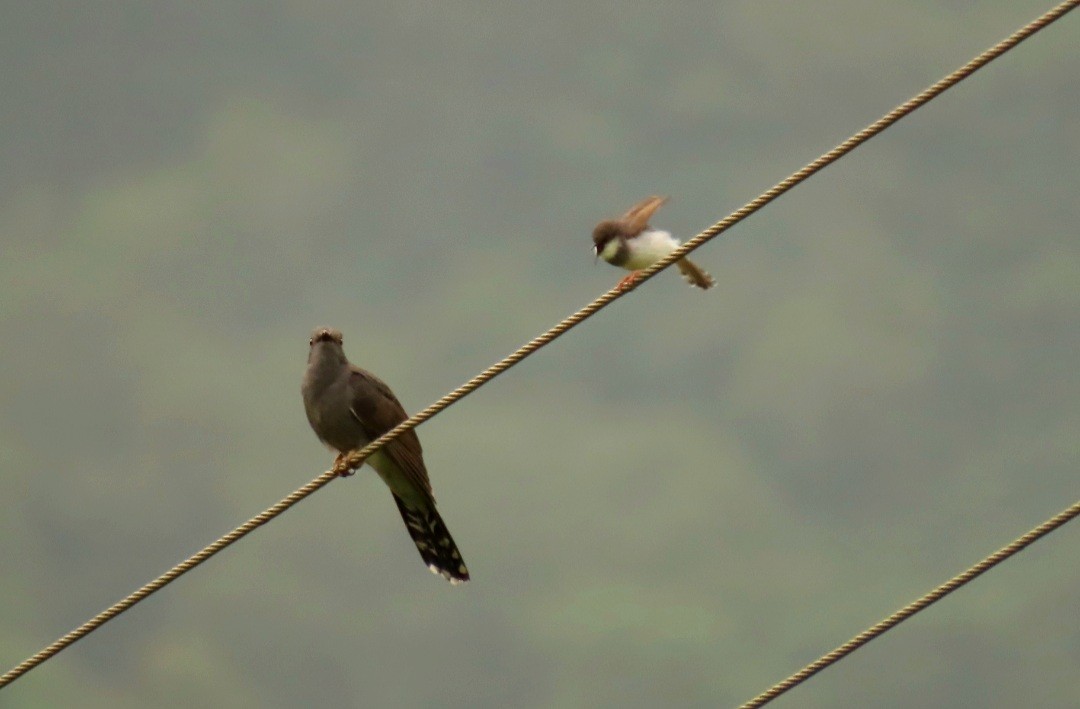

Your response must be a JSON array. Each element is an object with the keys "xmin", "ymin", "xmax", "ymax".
[
  {"xmin": 392, "ymin": 495, "xmax": 470, "ymax": 585},
  {"xmin": 676, "ymin": 258, "xmax": 715, "ymax": 290}
]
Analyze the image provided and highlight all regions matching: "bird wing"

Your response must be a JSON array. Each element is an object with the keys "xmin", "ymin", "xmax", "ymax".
[
  {"xmin": 620, "ymin": 195, "xmax": 668, "ymax": 233},
  {"xmin": 347, "ymin": 366, "xmax": 435, "ymax": 500}
]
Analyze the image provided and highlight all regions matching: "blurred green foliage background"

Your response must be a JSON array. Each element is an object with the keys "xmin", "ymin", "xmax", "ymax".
[{"xmin": 1, "ymin": 2, "xmax": 1077, "ymax": 707}]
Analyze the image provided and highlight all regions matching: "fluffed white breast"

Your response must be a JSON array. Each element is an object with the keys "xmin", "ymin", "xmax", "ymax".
[{"xmin": 621, "ymin": 229, "xmax": 681, "ymax": 270}]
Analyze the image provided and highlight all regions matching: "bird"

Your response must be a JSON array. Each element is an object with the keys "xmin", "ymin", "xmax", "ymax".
[
  {"xmin": 592, "ymin": 195, "xmax": 714, "ymax": 290},
  {"xmin": 302, "ymin": 327, "xmax": 469, "ymax": 584}
]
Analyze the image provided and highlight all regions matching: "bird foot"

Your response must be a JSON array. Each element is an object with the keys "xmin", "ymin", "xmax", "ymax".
[
  {"xmin": 333, "ymin": 454, "xmax": 357, "ymax": 477},
  {"xmin": 616, "ymin": 272, "xmax": 641, "ymax": 291}
]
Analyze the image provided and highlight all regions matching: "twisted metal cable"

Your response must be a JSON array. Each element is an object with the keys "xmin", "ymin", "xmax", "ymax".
[
  {"xmin": 0, "ymin": 470, "xmax": 341, "ymax": 689},
  {"xmin": 3, "ymin": 0, "xmax": 1077, "ymax": 690},
  {"xmin": 350, "ymin": 0, "xmax": 1078, "ymax": 471},
  {"xmin": 738, "ymin": 499, "xmax": 1080, "ymax": 709}
]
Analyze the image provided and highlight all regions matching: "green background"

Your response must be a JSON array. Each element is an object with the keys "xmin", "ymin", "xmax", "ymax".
[{"xmin": 1, "ymin": 2, "xmax": 1077, "ymax": 707}]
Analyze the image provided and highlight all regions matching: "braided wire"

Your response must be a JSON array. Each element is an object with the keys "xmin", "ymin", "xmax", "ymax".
[
  {"xmin": 0, "ymin": 470, "xmax": 340, "ymax": 688},
  {"xmin": 3, "ymin": 0, "xmax": 1077, "ymax": 690},
  {"xmin": 347, "ymin": 0, "xmax": 1080, "ymax": 470},
  {"xmin": 738, "ymin": 499, "xmax": 1080, "ymax": 709}
]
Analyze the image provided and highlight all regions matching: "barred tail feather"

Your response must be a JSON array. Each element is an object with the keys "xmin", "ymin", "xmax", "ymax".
[
  {"xmin": 676, "ymin": 258, "xmax": 715, "ymax": 290},
  {"xmin": 392, "ymin": 495, "xmax": 470, "ymax": 585}
]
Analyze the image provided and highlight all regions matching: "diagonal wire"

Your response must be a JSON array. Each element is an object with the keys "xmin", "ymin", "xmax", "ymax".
[
  {"xmin": 738, "ymin": 499, "xmax": 1080, "ymax": 709},
  {"xmin": 343, "ymin": 0, "xmax": 1077, "ymax": 474},
  {"xmin": 2, "ymin": 0, "xmax": 1078, "ymax": 690}
]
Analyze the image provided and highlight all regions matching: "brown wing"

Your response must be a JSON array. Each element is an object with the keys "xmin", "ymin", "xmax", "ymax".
[
  {"xmin": 347, "ymin": 366, "xmax": 434, "ymax": 500},
  {"xmin": 620, "ymin": 195, "xmax": 668, "ymax": 234}
]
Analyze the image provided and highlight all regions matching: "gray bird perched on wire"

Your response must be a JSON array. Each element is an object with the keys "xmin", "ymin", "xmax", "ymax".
[{"xmin": 302, "ymin": 327, "xmax": 469, "ymax": 584}]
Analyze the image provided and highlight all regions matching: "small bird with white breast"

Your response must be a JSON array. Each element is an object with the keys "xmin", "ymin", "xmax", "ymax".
[{"xmin": 592, "ymin": 195, "xmax": 714, "ymax": 290}]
